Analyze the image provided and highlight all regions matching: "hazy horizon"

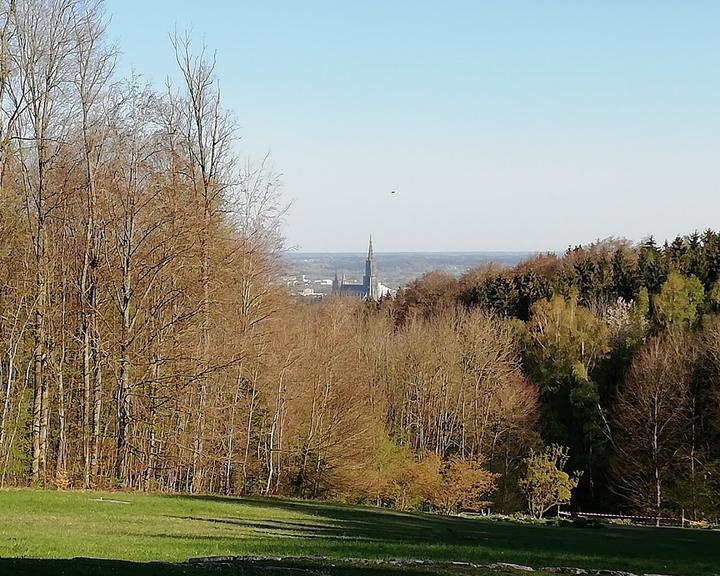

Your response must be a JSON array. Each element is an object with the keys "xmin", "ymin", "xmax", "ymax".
[
  {"xmin": 284, "ymin": 250, "xmax": 533, "ymax": 288},
  {"xmin": 286, "ymin": 249, "xmax": 538, "ymax": 255}
]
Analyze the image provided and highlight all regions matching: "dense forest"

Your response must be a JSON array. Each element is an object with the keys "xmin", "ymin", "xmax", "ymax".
[
  {"xmin": 0, "ymin": 0, "xmax": 718, "ymax": 522},
  {"xmin": 392, "ymin": 233, "xmax": 720, "ymax": 518}
]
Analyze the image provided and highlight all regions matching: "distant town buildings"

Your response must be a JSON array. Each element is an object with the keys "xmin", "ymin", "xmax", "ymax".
[
  {"xmin": 285, "ymin": 236, "xmax": 394, "ymax": 300},
  {"xmin": 332, "ymin": 236, "xmax": 379, "ymax": 299}
]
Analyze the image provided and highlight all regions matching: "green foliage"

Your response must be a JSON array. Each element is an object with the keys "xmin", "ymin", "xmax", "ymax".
[
  {"xmin": 461, "ymin": 273, "xmax": 519, "ymax": 318},
  {"xmin": 445, "ymin": 232, "xmax": 720, "ymax": 517},
  {"xmin": 637, "ymin": 237, "xmax": 668, "ymax": 294},
  {"xmin": 667, "ymin": 459, "xmax": 720, "ymax": 520},
  {"xmin": 521, "ymin": 293, "xmax": 608, "ymax": 496},
  {"xmin": 708, "ymin": 280, "xmax": 720, "ymax": 312},
  {"xmin": 367, "ymin": 437, "xmax": 427, "ymax": 510},
  {"xmin": 611, "ymin": 247, "xmax": 641, "ymax": 300},
  {"xmin": 653, "ymin": 272, "xmax": 705, "ymax": 328},
  {"xmin": 568, "ymin": 364, "xmax": 601, "ymax": 425},
  {"xmin": 457, "ymin": 231, "xmax": 720, "ymax": 325},
  {"xmin": 507, "ymin": 511, "xmax": 548, "ymax": 525},
  {"xmin": 3, "ymin": 387, "xmax": 33, "ymax": 485},
  {"xmin": 523, "ymin": 292, "xmax": 610, "ymax": 393},
  {"xmin": 627, "ymin": 288, "xmax": 650, "ymax": 345},
  {"xmin": 519, "ymin": 445, "xmax": 581, "ymax": 519},
  {"xmin": 606, "ymin": 517, "xmax": 633, "ymax": 526}
]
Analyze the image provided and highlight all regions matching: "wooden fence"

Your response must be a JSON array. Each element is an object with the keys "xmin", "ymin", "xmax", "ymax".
[{"xmin": 559, "ymin": 509, "xmax": 684, "ymax": 527}]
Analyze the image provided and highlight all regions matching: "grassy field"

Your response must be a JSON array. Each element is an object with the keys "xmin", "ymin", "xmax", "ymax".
[{"xmin": 0, "ymin": 489, "xmax": 718, "ymax": 576}]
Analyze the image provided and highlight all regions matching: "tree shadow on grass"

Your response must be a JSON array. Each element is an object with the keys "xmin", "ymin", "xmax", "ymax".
[
  {"xmin": 0, "ymin": 558, "xmax": 180, "ymax": 576},
  {"xmin": 164, "ymin": 494, "xmax": 720, "ymax": 576},
  {"xmin": 0, "ymin": 557, "xmax": 494, "ymax": 576},
  {"xmin": 168, "ymin": 494, "xmax": 492, "ymax": 545}
]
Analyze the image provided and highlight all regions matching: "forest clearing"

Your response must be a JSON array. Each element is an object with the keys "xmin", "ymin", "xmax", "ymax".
[{"xmin": 0, "ymin": 489, "xmax": 718, "ymax": 576}]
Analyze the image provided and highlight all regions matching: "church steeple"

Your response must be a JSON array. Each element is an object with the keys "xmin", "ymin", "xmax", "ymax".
[
  {"xmin": 333, "ymin": 236, "xmax": 380, "ymax": 300},
  {"xmin": 364, "ymin": 234, "xmax": 378, "ymax": 299}
]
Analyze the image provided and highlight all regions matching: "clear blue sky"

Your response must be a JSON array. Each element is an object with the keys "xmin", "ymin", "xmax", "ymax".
[{"xmin": 105, "ymin": 0, "xmax": 720, "ymax": 252}]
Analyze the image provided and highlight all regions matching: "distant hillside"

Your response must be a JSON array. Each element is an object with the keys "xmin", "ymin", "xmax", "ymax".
[{"xmin": 283, "ymin": 251, "xmax": 533, "ymax": 289}]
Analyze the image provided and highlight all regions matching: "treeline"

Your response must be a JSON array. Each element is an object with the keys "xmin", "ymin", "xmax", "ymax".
[{"xmin": 389, "ymin": 233, "xmax": 720, "ymax": 519}]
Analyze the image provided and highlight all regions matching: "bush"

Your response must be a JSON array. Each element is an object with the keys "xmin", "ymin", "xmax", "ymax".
[
  {"xmin": 606, "ymin": 517, "xmax": 633, "ymax": 526},
  {"xmin": 363, "ymin": 440, "xmax": 497, "ymax": 514},
  {"xmin": 572, "ymin": 516, "xmax": 606, "ymax": 529},
  {"xmin": 507, "ymin": 512, "xmax": 546, "ymax": 525},
  {"xmin": 519, "ymin": 445, "xmax": 581, "ymax": 519},
  {"xmin": 545, "ymin": 516, "xmax": 573, "ymax": 527},
  {"xmin": 686, "ymin": 519, "xmax": 711, "ymax": 529},
  {"xmin": 428, "ymin": 457, "xmax": 496, "ymax": 515}
]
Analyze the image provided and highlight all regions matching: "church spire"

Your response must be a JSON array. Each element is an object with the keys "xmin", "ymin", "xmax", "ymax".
[{"xmin": 364, "ymin": 234, "xmax": 378, "ymax": 300}]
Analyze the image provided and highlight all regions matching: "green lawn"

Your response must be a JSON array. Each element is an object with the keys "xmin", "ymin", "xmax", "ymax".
[{"xmin": 0, "ymin": 489, "xmax": 718, "ymax": 576}]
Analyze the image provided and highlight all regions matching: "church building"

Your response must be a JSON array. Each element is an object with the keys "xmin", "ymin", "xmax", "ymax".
[{"xmin": 331, "ymin": 237, "xmax": 379, "ymax": 299}]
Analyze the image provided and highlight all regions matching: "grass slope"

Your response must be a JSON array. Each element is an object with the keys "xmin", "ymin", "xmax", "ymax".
[{"xmin": 0, "ymin": 489, "xmax": 718, "ymax": 575}]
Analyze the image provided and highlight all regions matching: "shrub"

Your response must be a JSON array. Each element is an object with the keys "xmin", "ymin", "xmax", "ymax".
[
  {"xmin": 545, "ymin": 516, "xmax": 573, "ymax": 527},
  {"xmin": 686, "ymin": 519, "xmax": 711, "ymax": 529},
  {"xmin": 507, "ymin": 512, "xmax": 546, "ymax": 525},
  {"xmin": 428, "ymin": 457, "xmax": 496, "ymax": 515},
  {"xmin": 572, "ymin": 516, "xmax": 606, "ymax": 529},
  {"xmin": 606, "ymin": 517, "xmax": 633, "ymax": 526},
  {"xmin": 519, "ymin": 445, "xmax": 581, "ymax": 519}
]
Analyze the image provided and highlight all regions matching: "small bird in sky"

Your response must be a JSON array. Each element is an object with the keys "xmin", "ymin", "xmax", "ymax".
[{"xmin": 391, "ymin": 190, "xmax": 397, "ymax": 194}]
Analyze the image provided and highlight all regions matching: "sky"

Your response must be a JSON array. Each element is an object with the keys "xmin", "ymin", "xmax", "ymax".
[{"xmin": 104, "ymin": 0, "xmax": 720, "ymax": 252}]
